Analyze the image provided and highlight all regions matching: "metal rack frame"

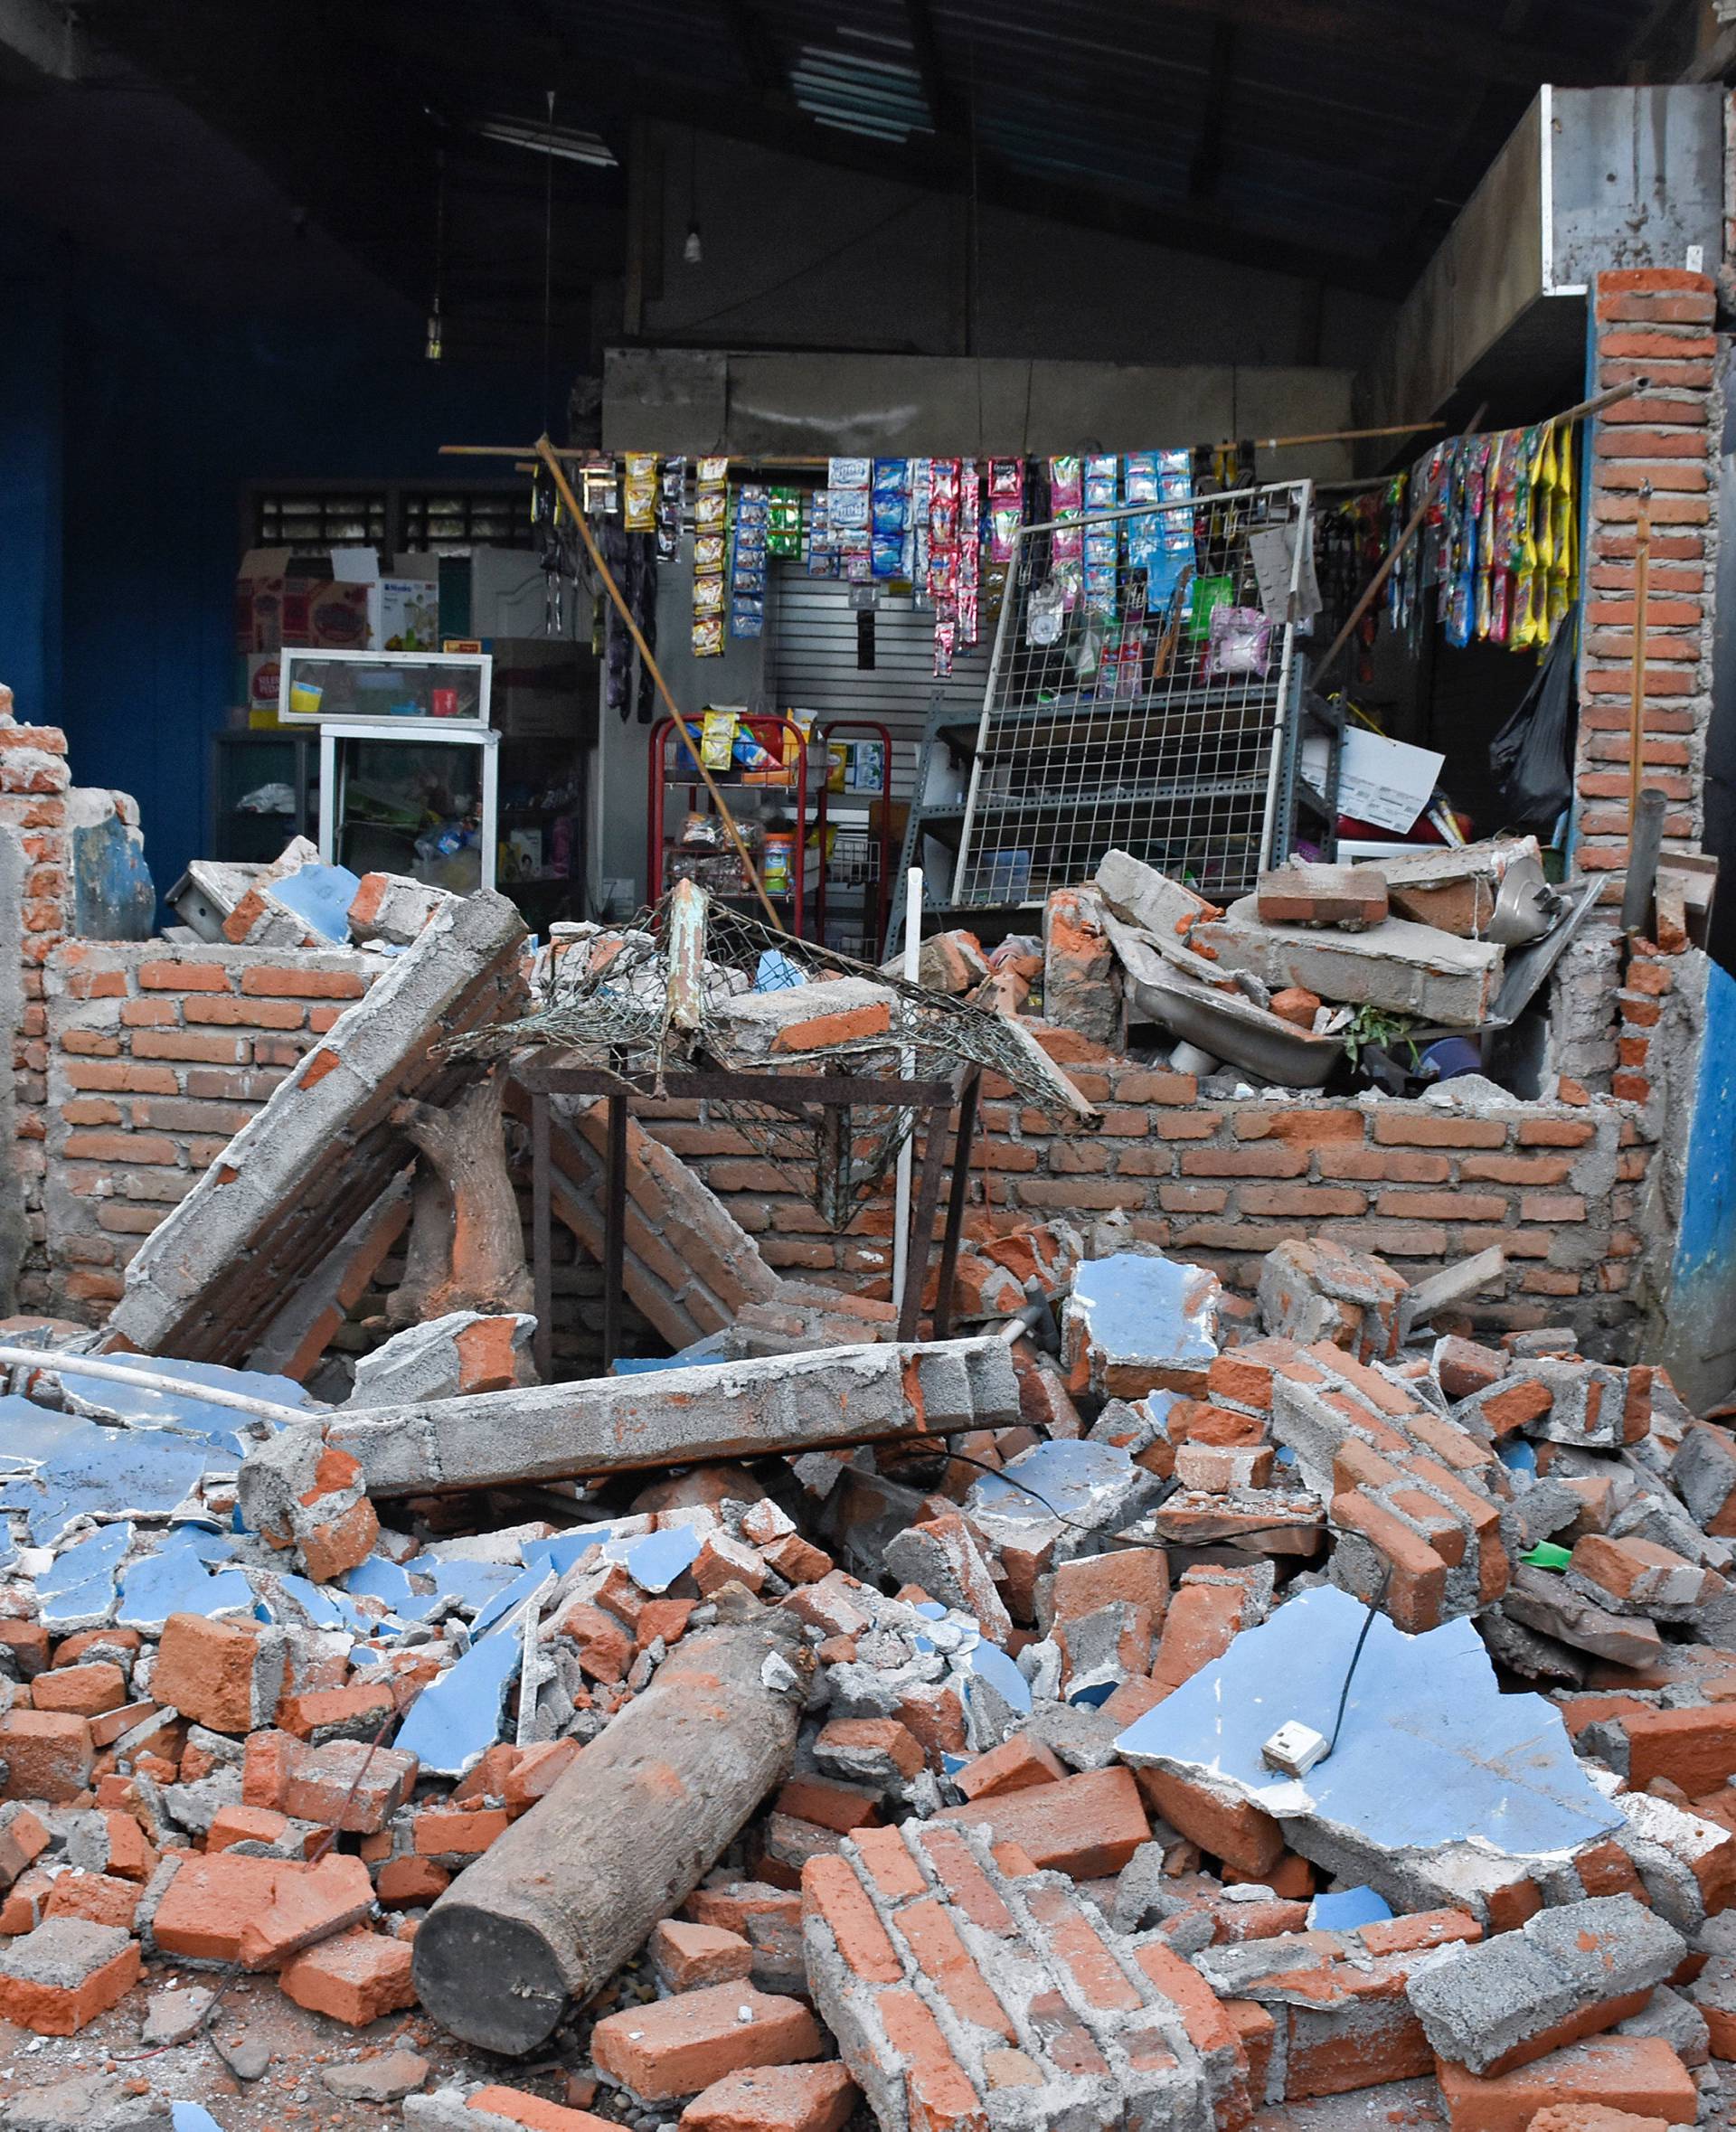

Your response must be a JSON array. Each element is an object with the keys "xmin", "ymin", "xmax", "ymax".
[
  {"xmin": 891, "ymin": 481, "xmax": 1316, "ymax": 944},
  {"xmin": 646, "ymin": 712, "xmax": 822, "ymax": 938}
]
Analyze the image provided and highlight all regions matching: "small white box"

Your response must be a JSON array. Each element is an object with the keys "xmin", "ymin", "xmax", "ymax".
[{"xmin": 1261, "ymin": 1720, "xmax": 1329, "ymax": 1778}]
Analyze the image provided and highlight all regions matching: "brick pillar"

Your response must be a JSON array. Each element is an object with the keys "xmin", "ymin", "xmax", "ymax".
[
  {"xmin": 1574, "ymin": 269, "xmax": 1718, "ymax": 888},
  {"xmin": 0, "ymin": 683, "xmax": 76, "ymax": 1312}
]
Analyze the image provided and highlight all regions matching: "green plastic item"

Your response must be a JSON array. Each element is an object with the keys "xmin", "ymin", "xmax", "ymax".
[
  {"xmin": 1185, "ymin": 572, "xmax": 1234, "ymax": 641},
  {"xmin": 1521, "ymin": 1542, "xmax": 1572, "ymax": 1571}
]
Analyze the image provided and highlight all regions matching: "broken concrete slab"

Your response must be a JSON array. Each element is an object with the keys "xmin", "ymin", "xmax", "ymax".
[
  {"xmin": 319, "ymin": 1337, "xmax": 1019, "ymax": 1495},
  {"xmin": 108, "ymin": 887, "xmax": 528, "ymax": 1363},
  {"xmin": 347, "ymin": 1312, "xmax": 538, "ymax": 1404},
  {"xmin": 1114, "ymin": 1584, "xmax": 1625, "ymax": 1920},
  {"xmin": 1194, "ymin": 899, "xmax": 1505, "ymax": 1024},
  {"xmin": 1061, "ymin": 1250, "xmax": 1220, "ymax": 1400},
  {"xmin": 1373, "ymin": 836, "xmax": 1544, "ymax": 939},
  {"xmin": 1094, "ymin": 846, "xmax": 1220, "ymax": 940},
  {"xmin": 1499, "ymin": 1567, "xmax": 1665, "ymax": 1668},
  {"xmin": 1405, "ymin": 1894, "xmax": 1686, "ymax": 2075}
]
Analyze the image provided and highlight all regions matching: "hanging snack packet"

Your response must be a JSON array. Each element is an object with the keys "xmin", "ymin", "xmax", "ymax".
[
  {"xmin": 692, "ymin": 458, "xmax": 729, "ymax": 655},
  {"xmin": 656, "ymin": 457, "xmax": 685, "ymax": 561},
  {"xmin": 872, "ymin": 459, "xmax": 910, "ymax": 580},
  {"xmin": 958, "ymin": 459, "xmax": 980, "ymax": 646},
  {"xmin": 910, "ymin": 458, "xmax": 934, "ymax": 598},
  {"xmin": 729, "ymin": 483, "xmax": 769, "ymax": 639},
  {"xmin": 1049, "ymin": 455, "xmax": 1083, "ymax": 609},
  {"xmin": 807, "ymin": 490, "xmax": 839, "ymax": 578},
  {"xmin": 929, "ymin": 458, "xmax": 962, "ymax": 675},
  {"xmin": 624, "ymin": 453, "xmax": 657, "ymax": 532},
  {"xmin": 828, "ymin": 457, "xmax": 871, "ymax": 491},
  {"xmin": 1205, "ymin": 604, "xmax": 1273, "ymax": 678},
  {"xmin": 766, "ymin": 486, "xmax": 803, "ymax": 557}
]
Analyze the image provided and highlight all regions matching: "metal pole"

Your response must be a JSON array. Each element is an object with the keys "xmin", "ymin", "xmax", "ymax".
[
  {"xmin": 892, "ymin": 866, "xmax": 921, "ymax": 1318},
  {"xmin": 532, "ymin": 1090, "xmax": 552, "ymax": 1384},
  {"xmin": 0, "ymin": 1347, "xmax": 315, "ymax": 1426},
  {"xmin": 899, "ymin": 1093, "xmax": 953, "ymax": 1344},
  {"xmin": 1622, "ymin": 788, "xmax": 1667, "ymax": 938},
  {"xmin": 931, "ymin": 1066, "xmax": 982, "ymax": 1342},
  {"xmin": 602, "ymin": 1091, "xmax": 628, "ymax": 1373}
]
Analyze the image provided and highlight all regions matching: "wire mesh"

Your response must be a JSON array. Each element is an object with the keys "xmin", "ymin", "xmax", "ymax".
[
  {"xmin": 446, "ymin": 889, "xmax": 1094, "ymax": 1222},
  {"xmin": 953, "ymin": 481, "xmax": 1314, "ymax": 911}
]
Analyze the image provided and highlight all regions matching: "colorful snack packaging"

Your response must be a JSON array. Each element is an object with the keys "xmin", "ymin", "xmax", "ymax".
[
  {"xmin": 656, "ymin": 457, "xmax": 686, "ymax": 562},
  {"xmin": 624, "ymin": 453, "xmax": 657, "ymax": 532}
]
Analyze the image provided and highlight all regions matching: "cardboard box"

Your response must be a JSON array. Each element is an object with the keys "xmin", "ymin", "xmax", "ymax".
[
  {"xmin": 235, "ymin": 551, "xmax": 432, "ymax": 653},
  {"xmin": 371, "ymin": 579, "xmax": 439, "ymax": 652},
  {"xmin": 237, "ymin": 549, "xmax": 373, "ymax": 653},
  {"xmin": 490, "ymin": 641, "xmax": 593, "ymax": 740}
]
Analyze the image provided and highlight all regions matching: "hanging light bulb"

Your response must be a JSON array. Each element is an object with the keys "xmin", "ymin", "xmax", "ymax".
[
  {"xmin": 427, "ymin": 145, "xmax": 448, "ymax": 361},
  {"xmin": 682, "ymin": 127, "xmax": 702, "ymax": 264}
]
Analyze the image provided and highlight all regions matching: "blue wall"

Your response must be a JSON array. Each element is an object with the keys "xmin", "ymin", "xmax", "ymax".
[
  {"xmin": 1666, "ymin": 958, "xmax": 1736, "ymax": 1404},
  {"xmin": 0, "ymin": 230, "xmax": 541, "ymax": 901}
]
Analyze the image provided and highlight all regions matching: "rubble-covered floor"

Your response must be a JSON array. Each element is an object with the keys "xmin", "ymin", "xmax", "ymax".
[{"xmin": 3, "ymin": 853, "xmax": 1729, "ymax": 2132}]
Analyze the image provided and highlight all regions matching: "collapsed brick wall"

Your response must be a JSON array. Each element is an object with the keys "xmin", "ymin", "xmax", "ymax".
[
  {"xmin": 40, "ymin": 941, "xmax": 656, "ymax": 1372},
  {"xmin": 646, "ymin": 1039, "xmax": 1661, "ymax": 1354},
  {"xmin": 42, "ymin": 942, "xmax": 374, "ymax": 1319},
  {"xmin": 1, "ymin": 693, "xmax": 102, "ymax": 1315}
]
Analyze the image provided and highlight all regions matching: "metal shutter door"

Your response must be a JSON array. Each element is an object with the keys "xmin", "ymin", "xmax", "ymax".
[{"xmin": 769, "ymin": 568, "xmax": 992, "ymax": 800}]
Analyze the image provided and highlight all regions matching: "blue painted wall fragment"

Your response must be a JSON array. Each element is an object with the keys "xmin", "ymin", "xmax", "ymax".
[
  {"xmin": 1666, "ymin": 958, "xmax": 1736, "ymax": 1405},
  {"xmin": 1115, "ymin": 1584, "xmax": 1623, "ymax": 1864},
  {"xmin": 70, "ymin": 807, "xmax": 156, "ymax": 939}
]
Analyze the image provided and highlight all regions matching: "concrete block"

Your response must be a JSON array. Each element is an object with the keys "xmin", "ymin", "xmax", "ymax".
[
  {"xmin": 1194, "ymin": 899, "xmax": 1504, "ymax": 1023},
  {"xmin": 323, "ymin": 1337, "xmax": 1020, "ymax": 1496},
  {"xmin": 1406, "ymin": 1894, "xmax": 1685, "ymax": 2074}
]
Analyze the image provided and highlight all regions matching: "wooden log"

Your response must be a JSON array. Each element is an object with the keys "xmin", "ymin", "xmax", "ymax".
[
  {"xmin": 397, "ymin": 1068, "xmax": 533, "ymax": 1317},
  {"xmin": 411, "ymin": 1616, "xmax": 812, "ymax": 2052}
]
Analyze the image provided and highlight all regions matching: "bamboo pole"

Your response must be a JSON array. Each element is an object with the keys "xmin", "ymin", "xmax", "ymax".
[
  {"xmin": 0, "ymin": 1346, "xmax": 315, "ymax": 1426},
  {"xmin": 1629, "ymin": 479, "xmax": 1653, "ymax": 827},
  {"xmin": 440, "ymin": 417, "xmax": 1447, "ymax": 469},
  {"xmin": 531, "ymin": 437, "xmax": 785, "ymax": 931}
]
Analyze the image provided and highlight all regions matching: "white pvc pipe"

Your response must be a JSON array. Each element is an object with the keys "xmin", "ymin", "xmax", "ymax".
[
  {"xmin": 0, "ymin": 1345, "xmax": 316, "ymax": 1428},
  {"xmin": 891, "ymin": 866, "xmax": 922, "ymax": 1316}
]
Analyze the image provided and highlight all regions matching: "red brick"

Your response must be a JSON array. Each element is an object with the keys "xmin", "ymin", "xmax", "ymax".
[
  {"xmin": 238, "ymin": 965, "xmax": 365, "ymax": 998},
  {"xmin": 932, "ymin": 1765, "xmax": 1147, "ymax": 1878},
  {"xmin": 1433, "ymin": 2033, "xmax": 1695, "ymax": 2132},
  {"xmin": 0, "ymin": 1923, "xmax": 139, "ymax": 2034},
  {"xmin": 278, "ymin": 1925, "xmax": 417, "ymax": 2024},
  {"xmin": 0, "ymin": 1709, "xmax": 94, "ymax": 1801},
  {"xmin": 590, "ymin": 1985, "xmax": 824, "ymax": 2103}
]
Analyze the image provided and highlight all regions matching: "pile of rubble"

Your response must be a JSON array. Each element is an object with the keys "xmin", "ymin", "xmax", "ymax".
[
  {"xmin": 1034, "ymin": 840, "xmax": 1599, "ymax": 1093},
  {"xmin": 1, "ymin": 860, "xmax": 1731, "ymax": 2132},
  {"xmin": 5, "ymin": 1211, "xmax": 1736, "ymax": 2128}
]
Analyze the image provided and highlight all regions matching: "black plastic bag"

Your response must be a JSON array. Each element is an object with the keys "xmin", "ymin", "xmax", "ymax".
[{"xmin": 1489, "ymin": 607, "xmax": 1578, "ymax": 830}]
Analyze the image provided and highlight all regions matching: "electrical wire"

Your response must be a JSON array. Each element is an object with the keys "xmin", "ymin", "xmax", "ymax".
[
  {"xmin": 915, "ymin": 1443, "xmax": 1388, "ymax": 1761},
  {"xmin": 669, "ymin": 193, "xmax": 930, "ymax": 335}
]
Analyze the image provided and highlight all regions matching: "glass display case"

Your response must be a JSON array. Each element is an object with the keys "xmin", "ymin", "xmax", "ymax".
[
  {"xmin": 279, "ymin": 647, "xmax": 491, "ymax": 728},
  {"xmin": 211, "ymin": 730, "xmax": 320, "ymax": 863},
  {"xmin": 317, "ymin": 722, "xmax": 499, "ymax": 893}
]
